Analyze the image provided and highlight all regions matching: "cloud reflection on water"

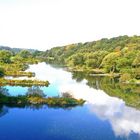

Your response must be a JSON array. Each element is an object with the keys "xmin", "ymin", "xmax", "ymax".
[
  {"xmin": 28, "ymin": 63, "xmax": 140, "ymax": 138},
  {"xmin": 59, "ymin": 80, "xmax": 140, "ymax": 138}
]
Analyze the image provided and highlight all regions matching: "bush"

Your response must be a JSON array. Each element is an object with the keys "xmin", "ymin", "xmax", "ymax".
[{"xmin": 119, "ymin": 73, "xmax": 132, "ymax": 82}]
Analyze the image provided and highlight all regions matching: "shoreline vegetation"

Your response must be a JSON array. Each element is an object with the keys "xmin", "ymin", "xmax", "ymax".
[
  {"xmin": 66, "ymin": 67, "xmax": 121, "ymax": 77},
  {"xmin": 0, "ymin": 49, "xmax": 48, "ymax": 86},
  {"xmin": 44, "ymin": 35, "xmax": 140, "ymax": 84},
  {"xmin": 5, "ymin": 71, "xmax": 35, "ymax": 77},
  {"xmin": 0, "ymin": 93, "xmax": 85, "ymax": 107},
  {"xmin": 0, "ymin": 78, "xmax": 49, "ymax": 86},
  {"xmin": 64, "ymin": 67, "xmax": 140, "ymax": 84}
]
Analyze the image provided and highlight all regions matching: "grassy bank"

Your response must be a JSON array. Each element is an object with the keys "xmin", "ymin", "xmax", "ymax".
[
  {"xmin": 5, "ymin": 71, "xmax": 35, "ymax": 77},
  {"xmin": 0, "ymin": 78, "xmax": 49, "ymax": 86}
]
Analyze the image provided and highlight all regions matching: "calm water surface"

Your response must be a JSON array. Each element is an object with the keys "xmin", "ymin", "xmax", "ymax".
[{"xmin": 0, "ymin": 63, "xmax": 140, "ymax": 140}]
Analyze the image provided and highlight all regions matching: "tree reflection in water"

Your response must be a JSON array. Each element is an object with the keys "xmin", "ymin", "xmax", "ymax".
[
  {"xmin": 26, "ymin": 86, "xmax": 46, "ymax": 97},
  {"xmin": 0, "ymin": 87, "xmax": 9, "ymax": 96},
  {"xmin": 71, "ymin": 71, "xmax": 140, "ymax": 109},
  {"xmin": 0, "ymin": 105, "xmax": 8, "ymax": 118}
]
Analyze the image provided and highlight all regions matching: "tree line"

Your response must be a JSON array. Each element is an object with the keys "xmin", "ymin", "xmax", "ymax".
[{"xmin": 44, "ymin": 35, "xmax": 140, "ymax": 82}]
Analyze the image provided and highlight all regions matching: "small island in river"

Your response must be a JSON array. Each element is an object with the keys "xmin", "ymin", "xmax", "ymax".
[{"xmin": 0, "ymin": 92, "xmax": 85, "ymax": 108}]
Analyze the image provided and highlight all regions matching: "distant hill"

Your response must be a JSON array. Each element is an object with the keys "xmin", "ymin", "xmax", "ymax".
[
  {"xmin": 44, "ymin": 35, "xmax": 140, "ymax": 81},
  {"xmin": 0, "ymin": 46, "xmax": 37, "ymax": 53}
]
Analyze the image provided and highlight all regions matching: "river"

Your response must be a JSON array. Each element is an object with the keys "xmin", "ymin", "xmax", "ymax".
[{"xmin": 0, "ymin": 62, "xmax": 140, "ymax": 140}]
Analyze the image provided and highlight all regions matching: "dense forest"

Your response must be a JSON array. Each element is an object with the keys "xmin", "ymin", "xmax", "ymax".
[{"xmin": 44, "ymin": 35, "xmax": 140, "ymax": 83}]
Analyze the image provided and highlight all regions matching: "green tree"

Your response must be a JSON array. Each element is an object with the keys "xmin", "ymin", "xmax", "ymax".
[
  {"xmin": 67, "ymin": 53, "xmax": 85, "ymax": 67},
  {"xmin": 100, "ymin": 52, "xmax": 121, "ymax": 73},
  {"xmin": 0, "ymin": 50, "xmax": 12, "ymax": 63},
  {"xmin": 18, "ymin": 50, "xmax": 32, "ymax": 58}
]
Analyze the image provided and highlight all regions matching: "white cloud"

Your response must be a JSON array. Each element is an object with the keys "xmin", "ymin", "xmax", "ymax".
[{"xmin": 0, "ymin": 0, "xmax": 140, "ymax": 50}]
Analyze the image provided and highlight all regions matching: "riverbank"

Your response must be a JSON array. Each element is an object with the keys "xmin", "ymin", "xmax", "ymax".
[
  {"xmin": 65, "ymin": 67, "xmax": 120, "ymax": 77},
  {"xmin": 0, "ymin": 78, "xmax": 49, "ymax": 86},
  {"xmin": 5, "ymin": 71, "xmax": 35, "ymax": 77},
  {"xmin": 90, "ymin": 73, "xmax": 120, "ymax": 77},
  {"xmin": 65, "ymin": 66, "xmax": 140, "ymax": 84},
  {"xmin": 66, "ymin": 67, "xmax": 105, "ymax": 73},
  {"xmin": 0, "ymin": 58, "xmax": 51, "ymax": 86},
  {"xmin": 0, "ymin": 61, "xmax": 38, "ymax": 77}
]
